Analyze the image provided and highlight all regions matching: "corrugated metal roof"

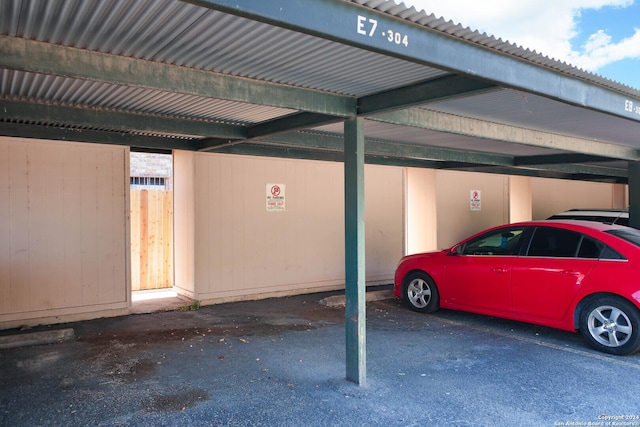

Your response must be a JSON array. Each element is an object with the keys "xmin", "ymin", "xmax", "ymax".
[
  {"xmin": 0, "ymin": 0, "xmax": 446, "ymax": 97},
  {"xmin": 422, "ymin": 88, "xmax": 640, "ymax": 147},
  {"xmin": 353, "ymin": 0, "xmax": 640, "ymax": 97},
  {"xmin": 2, "ymin": 0, "xmax": 636, "ymax": 104},
  {"xmin": 0, "ymin": 69, "xmax": 296, "ymax": 125},
  {"xmin": 0, "ymin": 0, "xmax": 637, "ymax": 182},
  {"xmin": 316, "ymin": 121, "xmax": 559, "ymax": 157},
  {"xmin": 2, "ymin": 0, "xmax": 638, "ymax": 98}
]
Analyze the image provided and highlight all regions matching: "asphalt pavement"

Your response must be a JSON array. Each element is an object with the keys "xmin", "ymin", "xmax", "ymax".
[{"xmin": 1, "ymin": 289, "xmax": 640, "ymax": 427}]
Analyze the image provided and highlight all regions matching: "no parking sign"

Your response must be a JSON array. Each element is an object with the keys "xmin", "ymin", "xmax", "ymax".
[
  {"xmin": 470, "ymin": 190, "xmax": 481, "ymax": 211},
  {"xmin": 266, "ymin": 183, "xmax": 286, "ymax": 212}
]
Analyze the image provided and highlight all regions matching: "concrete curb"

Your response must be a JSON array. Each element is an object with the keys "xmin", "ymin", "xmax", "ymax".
[
  {"xmin": 319, "ymin": 289, "xmax": 395, "ymax": 307},
  {"xmin": 0, "ymin": 328, "xmax": 76, "ymax": 350}
]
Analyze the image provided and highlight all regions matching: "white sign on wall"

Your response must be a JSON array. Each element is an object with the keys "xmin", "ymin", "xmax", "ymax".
[
  {"xmin": 470, "ymin": 190, "xmax": 481, "ymax": 211},
  {"xmin": 266, "ymin": 183, "xmax": 286, "ymax": 212}
]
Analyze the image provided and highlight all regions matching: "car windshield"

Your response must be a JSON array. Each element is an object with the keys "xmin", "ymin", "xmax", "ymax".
[{"xmin": 606, "ymin": 228, "xmax": 640, "ymax": 247}]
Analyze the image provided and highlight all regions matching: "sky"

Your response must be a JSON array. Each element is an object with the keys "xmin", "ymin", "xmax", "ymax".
[{"xmin": 403, "ymin": 0, "xmax": 640, "ymax": 90}]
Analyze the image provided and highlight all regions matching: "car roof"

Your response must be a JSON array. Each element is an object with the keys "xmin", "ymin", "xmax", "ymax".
[
  {"xmin": 458, "ymin": 220, "xmax": 622, "ymax": 245},
  {"xmin": 510, "ymin": 219, "xmax": 622, "ymax": 232},
  {"xmin": 560, "ymin": 208, "xmax": 628, "ymax": 212},
  {"xmin": 549, "ymin": 209, "xmax": 628, "ymax": 218}
]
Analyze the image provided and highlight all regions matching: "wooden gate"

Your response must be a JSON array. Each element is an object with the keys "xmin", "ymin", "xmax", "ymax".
[{"xmin": 130, "ymin": 189, "xmax": 173, "ymax": 290}]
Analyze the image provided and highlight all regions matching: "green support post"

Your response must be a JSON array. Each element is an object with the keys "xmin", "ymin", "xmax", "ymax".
[
  {"xmin": 344, "ymin": 117, "xmax": 366, "ymax": 385},
  {"xmin": 629, "ymin": 162, "xmax": 640, "ymax": 229}
]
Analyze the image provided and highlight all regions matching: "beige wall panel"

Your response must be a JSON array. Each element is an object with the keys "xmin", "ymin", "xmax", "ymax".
[
  {"xmin": 0, "ymin": 143, "xmax": 8, "ymax": 312},
  {"xmin": 509, "ymin": 176, "xmax": 532, "ymax": 223},
  {"xmin": 0, "ymin": 137, "xmax": 129, "ymax": 327},
  {"xmin": 193, "ymin": 154, "xmax": 345, "ymax": 298},
  {"xmin": 365, "ymin": 165, "xmax": 403, "ymax": 281},
  {"xmin": 189, "ymin": 153, "xmax": 402, "ymax": 302},
  {"xmin": 172, "ymin": 150, "xmax": 195, "ymax": 296},
  {"xmin": 531, "ymin": 178, "xmax": 618, "ymax": 220},
  {"xmin": 436, "ymin": 170, "xmax": 509, "ymax": 248},
  {"xmin": 26, "ymin": 144, "xmax": 66, "ymax": 310},
  {"xmin": 612, "ymin": 184, "xmax": 628, "ymax": 209},
  {"xmin": 405, "ymin": 168, "xmax": 438, "ymax": 255},
  {"xmin": 94, "ymin": 149, "xmax": 128, "ymax": 304}
]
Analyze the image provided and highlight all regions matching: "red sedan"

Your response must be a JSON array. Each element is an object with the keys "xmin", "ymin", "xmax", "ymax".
[{"xmin": 394, "ymin": 220, "xmax": 640, "ymax": 355}]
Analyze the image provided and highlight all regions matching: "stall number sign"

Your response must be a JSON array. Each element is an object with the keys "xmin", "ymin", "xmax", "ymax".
[
  {"xmin": 470, "ymin": 190, "xmax": 481, "ymax": 211},
  {"xmin": 266, "ymin": 184, "xmax": 285, "ymax": 212}
]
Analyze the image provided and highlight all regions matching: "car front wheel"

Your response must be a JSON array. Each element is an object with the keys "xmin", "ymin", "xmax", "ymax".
[
  {"xmin": 403, "ymin": 272, "xmax": 440, "ymax": 313},
  {"xmin": 579, "ymin": 296, "xmax": 640, "ymax": 355}
]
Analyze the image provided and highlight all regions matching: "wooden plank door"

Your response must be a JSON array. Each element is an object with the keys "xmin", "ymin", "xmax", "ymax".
[{"xmin": 130, "ymin": 189, "xmax": 173, "ymax": 290}]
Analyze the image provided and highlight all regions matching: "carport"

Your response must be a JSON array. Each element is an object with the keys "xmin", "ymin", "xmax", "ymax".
[{"xmin": 1, "ymin": 0, "xmax": 640, "ymax": 385}]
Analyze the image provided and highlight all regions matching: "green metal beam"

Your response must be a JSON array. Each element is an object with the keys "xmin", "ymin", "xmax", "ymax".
[
  {"xmin": 196, "ymin": 138, "xmax": 243, "ymax": 151},
  {"xmin": 0, "ymin": 99, "xmax": 246, "ymax": 140},
  {"xmin": 206, "ymin": 75, "xmax": 496, "ymax": 145},
  {"xmin": 372, "ymin": 109, "xmax": 640, "ymax": 161},
  {"xmin": 260, "ymin": 131, "xmax": 514, "ymax": 166},
  {"xmin": 0, "ymin": 36, "xmax": 356, "ymax": 117},
  {"xmin": 247, "ymin": 113, "xmax": 342, "ymax": 140},
  {"xmin": 566, "ymin": 174, "xmax": 627, "ymax": 184},
  {"xmin": 630, "ymin": 163, "xmax": 640, "ymax": 228},
  {"xmin": 530, "ymin": 162, "xmax": 627, "ymax": 177},
  {"xmin": 213, "ymin": 141, "xmax": 450, "ymax": 168},
  {"xmin": 514, "ymin": 153, "xmax": 614, "ymax": 166},
  {"xmin": 629, "ymin": 162, "xmax": 640, "ymax": 224},
  {"xmin": 0, "ymin": 122, "xmax": 196, "ymax": 150},
  {"xmin": 202, "ymin": 75, "xmax": 496, "ymax": 145},
  {"xmin": 365, "ymin": 141, "xmax": 512, "ymax": 166},
  {"xmin": 223, "ymin": 128, "xmax": 628, "ymax": 181},
  {"xmin": 214, "ymin": 141, "xmax": 627, "ymax": 182},
  {"xmin": 459, "ymin": 165, "xmax": 627, "ymax": 183},
  {"xmin": 260, "ymin": 132, "xmax": 344, "ymax": 151},
  {"xmin": 207, "ymin": 134, "xmax": 628, "ymax": 182},
  {"xmin": 358, "ymin": 75, "xmax": 498, "ymax": 115},
  {"xmin": 214, "ymin": 142, "xmax": 344, "ymax": 162}
]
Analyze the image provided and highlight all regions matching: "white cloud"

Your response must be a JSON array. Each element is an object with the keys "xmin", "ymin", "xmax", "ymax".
[
  {"xmin": 572, "ymin": 28, "xmax": 640, "ymax": 69},
  {"xmin": 404, "ymin": 0, "xmax": 638, "ymax": 71}
]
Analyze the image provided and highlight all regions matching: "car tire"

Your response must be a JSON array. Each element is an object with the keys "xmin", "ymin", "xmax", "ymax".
[
  {"xmin": 403, "ymin": 272, "xmax": 440, "ymax": 313},
  {"xmin": 579, "ymin": 296, "xmax": 640, "ymax": 355}
]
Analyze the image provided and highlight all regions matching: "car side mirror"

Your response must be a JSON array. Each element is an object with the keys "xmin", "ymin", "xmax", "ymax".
[{"xmin": 449, "ymin": 245, "xmax": 462, "ymax": 256}]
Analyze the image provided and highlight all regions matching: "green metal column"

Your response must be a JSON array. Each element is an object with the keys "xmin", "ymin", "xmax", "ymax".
[
  {"xmin": 344, "ymin": 117, "xmax": 366, "ymax": 385},
  {"xmin": 629, "ymin": 162, "xmax": 640, "ymax": 229}
]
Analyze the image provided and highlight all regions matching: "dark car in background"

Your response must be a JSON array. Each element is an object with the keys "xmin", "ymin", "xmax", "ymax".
[{"xmin": 547, "ymin": 208, "xmax": 629, "ymax": 227}]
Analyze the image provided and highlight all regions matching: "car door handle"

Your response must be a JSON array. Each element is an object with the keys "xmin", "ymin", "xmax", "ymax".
[{"xmin": 561, "ymin": 270, "xmax": 581, "ymax": 276}]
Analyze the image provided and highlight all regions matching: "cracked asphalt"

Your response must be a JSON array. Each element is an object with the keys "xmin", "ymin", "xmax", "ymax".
[{"xmin": 1, "ymin": 290, "xmax": 640, "ymax": 426}]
